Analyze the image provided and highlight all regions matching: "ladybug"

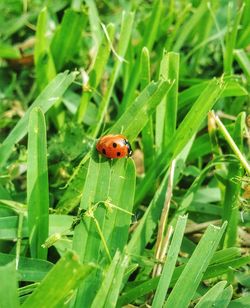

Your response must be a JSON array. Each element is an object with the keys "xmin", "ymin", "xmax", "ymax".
[{"xmin": 96, "ymin": 134, "xmax": 132, "ymax": 159}]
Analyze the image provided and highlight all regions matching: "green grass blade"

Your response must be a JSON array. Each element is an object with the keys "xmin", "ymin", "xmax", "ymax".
[
  {"xmin": 109, "ymin": 79, "xmax": 173, "ymax": 142},
  {"xmin": 72, "ymin": 153, "xmax": 135, "ymax": 307},
  {"xmin": 173, "ymin": 1, "xmax": 208, "ymax": 51},
  {"xmin": 90, "ymin": 11, "xmax": 134, "ymax": 137},
  {"xmin": 195, "ymin": 281, "xmax": 228, "ymax": 308},
  {"xmin": 212, "ymin": 111, "xmax": 250, "ymax": 175},
  {"xmin": 223, "ymin": 3, "xmax": 244, "ymax": 75},
  {"xmin": 0, "ymin": 42, "xmax": 21, "ymax": 59},
  {"xmin": 51, "ymin": 9, "xmax": 86, "ymax": 71},
  {"xmin": 76, "ymin": 23, "xmax": 115, "ymax": 123},
  {"xmin": 164, "ymin": 222, "xmax": 227, "ymax": 308},
  {"xmin": 222, "ymin": 113, "xmax": 245, "ymax": 248},
  {"xmin": 179, "ymin": 78, "xmax": 247, "ymax": 112},
  {"xmin": 140, "ymin": 47, "xmax": 155, "ymax": 171},
  {"xmin": 34, "ymin": 7, "xmax": 56, "ymax": 91},
  {"xmin": 234, "ymin": 49, "xmax": 250, "ymax": 82},
  {"xmin": 156, "ymin": 51, "xmax": 179, "ymax": 152},
  {"xmin": 228, "ymin": 294, "xmax": 250, "ymax": 307},
  {"xmin": 27, "ymin": 108, "xmax": 49, "ymax": 260},
  {"xmin": 22, "ymin": 251, "xmax": 93, "ymax": 308},
  {"xmin": 214, "ymin": 285, "xmax": 233, "ymax": 308},
  {"xmin": 91, "ymin": 252, "xmax": 129, "ymax": 308},
  {"xmin": 135, "ymin": 78, "xmax": 226, "ymax": 206},
  {"xmin": 0, "ymin": 252, "xmax": 53, "ymax": 282},
  {"xmin": 0, "ymin": 71, "xmax": 76, "ymax": 167},
  {"xmin": 119, "ymin": 0, "xmax": 163, "ymax": 110},
  {"xmin": 152, "ymin": 215, "xmax": 187, "ymax": 308},
  {"xmin": 0, "ymin": 261, "xmax": 20, "ymax": 308},
  {"xmin": 85, "ymin": 0, "xmax": 102, "ymax": 45},
  {"xmin": 128, "ymin": 138, "xmax": 193, "ymax": 256},
  {"xmin": 118, "ymin": 253, "xmax": 249, "ymax": 306}
]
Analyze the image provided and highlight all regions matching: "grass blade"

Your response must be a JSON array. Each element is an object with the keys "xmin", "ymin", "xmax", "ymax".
[
  {"xmin": 195, "ymin": 281, "xmax": 228, "ymax": 308},
  {"xmin": 118, "ymin": 253, "xmax": 249, "ymax": 306},
  {"xmin": 51, "ymin": 9, "xmax": 86, "ymax": 71},
  {"xmin": 76, "ymin": 23, "xmax": 115, "ymax": 123},
  {"xmin": 72, "ymin": 153, "xmax": 135, "ymax": 307},
  {"xmin": 222, "ymin": 113, "xmax": 245, "ymax": 248},
  {"xmin": 152, "ymin": 215, "xmax": 187, "ymax": 308},
  {"xmin": 135, "ymin": 78, "xmax": 226, "ymax": 206},
  {"xmin": 90, "ymin": 11, "xmax": 134, "ymax": 137},
  {"xmin": 34, "ymin": 7, "xmax": 56, "ymax": 91},
  {"xmin": 173, "ymin": 1, "xmax": 208, "ymax": 51},
  {"xmin": 0, "ymin": 71, "xmax": 76, "ymax": 167},
  {"xmin": 214, "ymin": 285, "xmax": 233, "ymax": 308},
  {"xmin": 156, "ymin": 51, "xmax": 179, "ymax": 152},
  {"xmin": 0, "ymin": 261, "xmax": 20, "ymax": 308},
  {"xmin": 0, "ymin": 252, "xmax": 53, "ymax": 282},
  {"xmin": 119, "ymin": 0, "xmax": 163, "ymax": 111},
  {"xmin": 223, "ymin": 3, "xmax": 244, "ymax": 75},
  {"xmin": 22, "ymin": 251, "xmax": 93, "ymax": 308},
  {"xmin": 234, "ymin": 49, "xmax": 250, "ymax": 82},
  {"xmin": 140, "ymin": 47, "xmax": 155, "ymax": 171},
  {"xmin": 128, "ymin": 138, "xmax": 193, "ymax": 256},
  {"xmin": 27, "ymin": 108, "xmax": 49, "ymax": 260},
  {"xmin": 91, "ymin": 252, "xmax": 129, "ymax": 308},
  {"xmin": 164, "ymin": 222, "xmax": 227, "ymax": 308},
  {"xmin": 110, "ymin": 79, "xmax": 173, "ymax": 142}
]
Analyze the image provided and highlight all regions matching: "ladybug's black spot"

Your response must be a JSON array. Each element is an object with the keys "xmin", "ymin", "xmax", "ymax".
[
  {"xmin": 117, "ymin": 152, "xmax": 121, "ymax": 157},
  {"xmin": 113, "ymin": 142, "xmax": 117, "ymax": 148},
  {"xmin": 102, "ymin": 149, "xmax": 106, "ymax": 155}
]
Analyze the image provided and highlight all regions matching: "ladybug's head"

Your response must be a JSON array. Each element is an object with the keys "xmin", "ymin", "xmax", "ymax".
[{"xmin": 124, "ymin": 139, "xmax": 133, "ymax": 157}]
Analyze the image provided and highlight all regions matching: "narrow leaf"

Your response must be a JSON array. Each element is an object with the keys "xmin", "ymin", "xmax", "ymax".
[
  {"xmin": 0, "ymin": 71, "xmax": 76, "ymax": 167},
  {"xmin": 22, "ymin": 251, "xmax": 93, "ymax": 308},
  {"xmin": 27, "ymin": 108, "xmax": 49, "ymax": 259}
]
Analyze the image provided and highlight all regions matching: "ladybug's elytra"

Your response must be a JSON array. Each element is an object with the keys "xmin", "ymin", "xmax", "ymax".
[{"xmin": 96, "ymin": 134, "xmax": 132, "ymax": 159}]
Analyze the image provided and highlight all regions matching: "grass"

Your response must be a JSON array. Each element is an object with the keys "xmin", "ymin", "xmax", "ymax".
[{"xmin": 0, "ymin": 0, "xmax": 250, "ymax": 307}]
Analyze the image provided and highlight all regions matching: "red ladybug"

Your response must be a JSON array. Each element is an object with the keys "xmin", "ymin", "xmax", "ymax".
[{"xmin": 96, "ymin": 134, "xmax": 132, "ymax": 159}]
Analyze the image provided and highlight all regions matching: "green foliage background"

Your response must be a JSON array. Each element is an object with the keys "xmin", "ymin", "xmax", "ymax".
[{"xmin": 0, "ymin": 0, "xmax": 250, "ymax": 307}]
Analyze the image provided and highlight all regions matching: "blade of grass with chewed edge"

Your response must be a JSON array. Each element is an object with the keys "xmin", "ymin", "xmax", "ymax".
[
  {"xmin": 91, "ymin": 252, "xmax": 129, "ymax": 308},
  {"xmin": 72, "ymin": 152, "xmax": 135, "ymax": 307},
  {"xmin": 164, "ymin": 222, "xmax": 227, "ymax": 308},
  {"xmin": 0, "ymin": 71, "xmax": 76, "ymax": 167},
  {"xmin": 27, "ymin": 108, "xmax": 49, "ymax": 260},
  {"xmin": 152, "ymin": 215, "xmax": 187, "ymax": 308},
  {"xmin": 76, "ymin": 23, "xmax": 115, "ymax": 123},
  {"xmin": 90, "ymin": 11, "xmax": 134, "ymax": 137},
  {"xmin": 156, "ymin": 51, "xmax": 179, "ymax": 153},
  {"xmin": 34, "ymin": 7, "xmax": 56, "ymax": 91},
  {"xmin": 22, "ymin": 251, "xmax": 93, "ymax": 308},
  {"xmin": 222, "ymin": 112, "xmax": 245, "ymax": 249},
  {"xmin": 0, "ymin": 261, "xmax": 20, "ymax": 308},
  {"xmin": 135, "ymin": 78, "xmax": 226, "ymax": 206}
]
